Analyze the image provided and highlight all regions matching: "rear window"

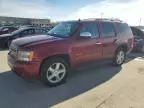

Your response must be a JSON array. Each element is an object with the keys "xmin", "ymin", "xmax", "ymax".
[{"xmin": 116, "ymin": 23, "xmax": 132, "ymax": 36}]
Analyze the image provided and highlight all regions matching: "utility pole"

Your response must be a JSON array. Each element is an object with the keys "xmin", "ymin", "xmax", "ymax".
[
  {"xmin": 100, "ymin": 13, "xmax": 104, "ymax": 19},
  {"xmin": 139, "ymin": 18, "xmax": 141, "ymax": 27}
]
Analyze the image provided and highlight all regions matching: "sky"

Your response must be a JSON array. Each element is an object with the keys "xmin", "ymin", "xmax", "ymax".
[{"xmin": 0, "ymin": 0, "xmax": 144, "ymax": 25}]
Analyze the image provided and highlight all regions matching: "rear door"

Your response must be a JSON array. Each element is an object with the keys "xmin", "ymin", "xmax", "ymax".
[
  {"xmin": 71, "ymin": 22, "xmax": 103, "ymax": 66},
  {"xmin": 100, "ymin": 22, "xmax": 117, "ymax": 59}
]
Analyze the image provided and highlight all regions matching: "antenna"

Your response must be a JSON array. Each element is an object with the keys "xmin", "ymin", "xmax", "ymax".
[{"xmin": 100, "ymin": 13, "xmax": 104, "ymax": 19}]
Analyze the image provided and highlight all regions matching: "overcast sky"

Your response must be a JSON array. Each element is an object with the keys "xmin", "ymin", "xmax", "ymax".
[{"xmin": 0, "ymin": 0, "xmax": 143, "ymax": 25}]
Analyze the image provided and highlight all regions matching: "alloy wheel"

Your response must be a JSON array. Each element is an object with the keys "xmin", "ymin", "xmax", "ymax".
[
  {"xmin": 116, "ymin": 50, "xmax": 125, "ymax": 65},
  {"xmin": 46, "ymin": 62, "xmax": 66, "ymax": 84}
]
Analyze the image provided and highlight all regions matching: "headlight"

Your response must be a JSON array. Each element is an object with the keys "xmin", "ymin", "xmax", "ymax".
[{"xmin": 18, "ymin": 51, "xmax": 34, "ymax": 62}]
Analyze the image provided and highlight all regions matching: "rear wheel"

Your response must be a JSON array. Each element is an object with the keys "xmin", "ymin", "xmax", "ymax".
[
  {"xmin": 113, "ymin": 49, "xmax": 126, "ymax": 66},
  {"xmin": 40, "ymin": 58, "xmax": 69, "ymax": 86}
]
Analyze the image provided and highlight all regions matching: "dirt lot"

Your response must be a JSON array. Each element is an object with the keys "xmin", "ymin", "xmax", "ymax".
[
  {"xmin": 0, "ymin": 50, "xmax": 144, "ymax": 108},
  {"xmin": 0, "ymin": 51, "xmax": 10, "ymax": 72}
]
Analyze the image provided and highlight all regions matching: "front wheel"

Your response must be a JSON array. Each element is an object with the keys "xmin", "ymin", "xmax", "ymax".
[
  {"xmin": 113, "ymin": 49, "xmax": 126, "ymax": 66},
  {"xmin": 40, "ymin": 58, "xmax": 69, "ymax": 86}
]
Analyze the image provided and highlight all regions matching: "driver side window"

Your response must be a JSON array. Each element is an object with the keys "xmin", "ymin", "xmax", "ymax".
[{"xmin": 80, "ymin": 23, "xmax": 99, "ymax": 38}]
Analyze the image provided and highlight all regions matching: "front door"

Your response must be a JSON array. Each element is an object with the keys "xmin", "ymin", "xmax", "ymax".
[{"xmin": 71, "ymin": 22, "xmax": 103, "ymax": 66}]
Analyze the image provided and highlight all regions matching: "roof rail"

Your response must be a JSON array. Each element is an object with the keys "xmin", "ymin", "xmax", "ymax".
[{"xmin": 83, "ymin": 18, "xmax": 123, "ymax": 22}]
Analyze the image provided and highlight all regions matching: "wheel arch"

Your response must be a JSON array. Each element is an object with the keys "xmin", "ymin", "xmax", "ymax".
[
  {"xmin": 39, "ymin": 54, "xmax": 71, "ymax": 74},
  {"xmin": 116, "ymin": 44, "xmax": 128, "ymax": 53}
]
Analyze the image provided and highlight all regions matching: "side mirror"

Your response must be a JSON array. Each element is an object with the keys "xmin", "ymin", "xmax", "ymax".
[{"xmin": 80, "ymin": 32, "xmax": 92, "ymax": 37}]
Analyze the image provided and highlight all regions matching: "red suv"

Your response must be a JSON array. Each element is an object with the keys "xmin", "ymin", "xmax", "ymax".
[{"xmin": 8, "ymin": 19, "xmax": 133, "ymax": 86}]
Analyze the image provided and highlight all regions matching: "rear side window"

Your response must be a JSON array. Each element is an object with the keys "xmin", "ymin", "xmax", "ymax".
[
  {"xmin": 116, "ymin": 23, "xmax": 132, "ymax": 36},
  {"xmin": 80, "ymin": 23, "xmax": 99, "ymax": 38},
  {"xmin": 101, "ymin": 22, "xmax": 115, "ymax": 37},
  {"xmin": 20, "ymin": 30, "xmax": 29, "ymax": 36},
  {"xmin": 35, "ymin": 29, "xmax": 47, "ymax": 34},
  {"xmin": 20, "ymin": 29, "xmax": 35, "ymax": 37},
  {"xmin": 28, "ymin": 29, "xmax": 35, "ymax": 35}
]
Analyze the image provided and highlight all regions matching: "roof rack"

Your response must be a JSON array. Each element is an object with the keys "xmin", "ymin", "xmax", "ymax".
[{"xmin": 83, "ymin": 18, "xmax": 124, "ymax": 22}]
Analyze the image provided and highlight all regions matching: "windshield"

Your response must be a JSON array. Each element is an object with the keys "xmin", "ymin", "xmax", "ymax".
[{"xmin": 48, "ymin": 22, "xmax": 78, "ymax": 38}]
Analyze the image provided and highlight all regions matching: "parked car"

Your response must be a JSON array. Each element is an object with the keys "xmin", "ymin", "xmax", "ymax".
[
  {"xmin": 0, "ymin": 27, "xmax": 48, "ymax": 48},
  {"xmin": 131, "ymin": 27, "xmax": 144, "ymax": 52},
  {"xmin": 41, "ymin": 26, "xmax": 53, "ymax": 31},
  {"xmin": 0, "ymin": 26, "xmax": 17, "ymax": 35},
  {"xmin": 8, "ymin": 19, "xmax": 133, "ymax": 86}
]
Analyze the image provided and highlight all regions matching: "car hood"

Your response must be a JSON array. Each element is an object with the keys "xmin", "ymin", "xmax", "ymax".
[
  {"xmin": 0, "ymin": 33, "xmax": 12, "ymax": 37},
  {"xmin": 12, "ymin": 35, "xmax": 63, "ymax": 47}
]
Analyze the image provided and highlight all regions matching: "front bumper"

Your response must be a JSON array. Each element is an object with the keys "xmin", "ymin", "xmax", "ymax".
[{"xmin": 8, "ymin": 54, "xmax": 41, "ymax": 79}]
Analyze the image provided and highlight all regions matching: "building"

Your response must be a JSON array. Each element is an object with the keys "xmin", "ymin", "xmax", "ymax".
[
  {"xmin": 0, "ymin": 16, "xmax": 51, "ymax": 27},
  {"xmin": 31, "ymin": 19, "xmax": 51, "ymax": 26}
]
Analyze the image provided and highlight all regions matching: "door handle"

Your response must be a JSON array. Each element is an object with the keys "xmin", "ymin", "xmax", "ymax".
[{"xmin": 95, "ymin": 42, "xmax": 102, "ymax": 45}]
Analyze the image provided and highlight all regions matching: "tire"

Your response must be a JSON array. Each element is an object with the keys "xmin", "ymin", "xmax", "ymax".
[
  {"xmin": 113, "ymin": 48, "xmax": 126, "ymax": 66},
  {"xmin": 40, "ymin": 57, "xmax": 69, "ymax": 86}
]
